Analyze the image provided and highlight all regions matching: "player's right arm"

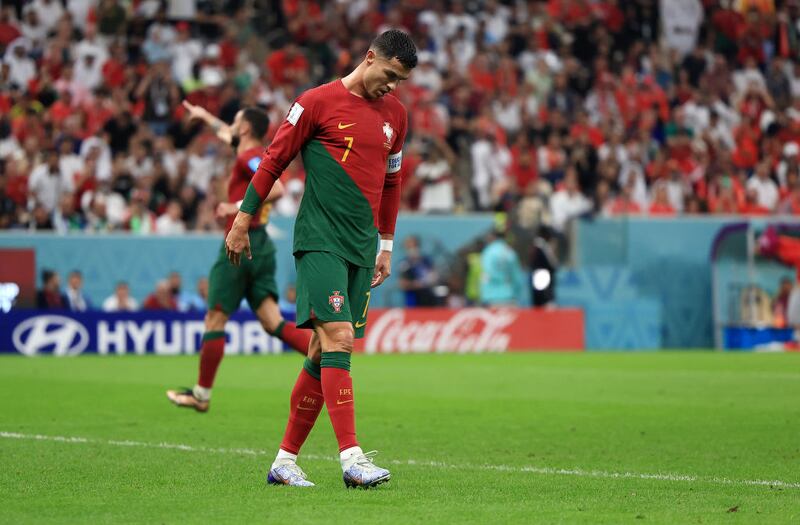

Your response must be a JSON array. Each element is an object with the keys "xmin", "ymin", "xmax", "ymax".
[
  {"xmin": 182, "ymin": 100, "xmax": 233, "ymax": 145},
  {"xmin": 226, "ymin": 94, "xmax": 317, "ymax": 265},
  {"xmin": 215, "ymin": 181, "xmax": 285, "ymax": 218}
]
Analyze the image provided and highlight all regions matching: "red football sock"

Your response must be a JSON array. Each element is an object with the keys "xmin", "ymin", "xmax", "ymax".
[
  {"xmin": 197, "ymin": 331, "xmax": 225, "ymax": 388},
  {"xmin": 274, "ymin": 320, "xmax": 311, "ymax": 356},
  {"xmin": 320, "ymin": 352, "xmax": 358, "ymax": 452},
  {"xmin": 279, "ymin": 366, "xmax": 324, "ymax": 454}
]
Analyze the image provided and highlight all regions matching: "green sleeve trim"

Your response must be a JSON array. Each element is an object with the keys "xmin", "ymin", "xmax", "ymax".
[
  {"xmin": 202, "ymin": 331, "xmax": 226, "ymax": 342},
  {"xmin": 320, "ymin": 351, "xmax": 351, "ymax": 372},
  {"xmin": 240, "ymin": 183, "xmax": 262, "ymax": 215},
  {"xmin": 303, "ymin": 358, "xmax": 321, "ymax": 380},
  {"xmin": 272, "ymin": 320, "xmax": 286, "ymax": 338}
]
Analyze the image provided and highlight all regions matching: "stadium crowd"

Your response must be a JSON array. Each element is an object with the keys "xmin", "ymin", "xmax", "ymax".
[{"xmin": 1, "ymin": 0, "xmax": 800, "ymax": 237}]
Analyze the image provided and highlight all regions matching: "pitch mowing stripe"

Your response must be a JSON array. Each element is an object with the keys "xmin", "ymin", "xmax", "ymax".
[{"xmin": 2, "ymin": 431, "xmax": 798, "ymax": 490}]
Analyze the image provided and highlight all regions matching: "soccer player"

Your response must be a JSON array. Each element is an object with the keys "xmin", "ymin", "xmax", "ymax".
[
  {"xmin": 166, "ymin": 103, "xmax": 312, "ymax": 412},
  {"xmin": 225, "ymin": 30, "xmax": 417, "ymax": 488}
]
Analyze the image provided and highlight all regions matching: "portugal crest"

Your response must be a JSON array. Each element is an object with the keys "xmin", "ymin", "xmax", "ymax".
[
  {"xmin": 329, "ymin": 291, "xmax": 345, "ymax": 313},
  {"xmin": 382, "ymin": 122, "xmax": 394, "ymax": 149}
]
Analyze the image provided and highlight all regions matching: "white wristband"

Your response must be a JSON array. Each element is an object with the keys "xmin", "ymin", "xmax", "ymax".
[
  {"xmin": 379, "ymin": 239, "xmax": 393, "ymax": 252},
  {"xmin": 235, "ymin": 200, "xmax": 243, "ymax": 209}
]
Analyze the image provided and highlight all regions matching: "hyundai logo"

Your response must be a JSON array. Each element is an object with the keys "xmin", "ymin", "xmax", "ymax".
[{"xmin": 12, "ymin": 315, "xmax": 89, "ymax": 356}]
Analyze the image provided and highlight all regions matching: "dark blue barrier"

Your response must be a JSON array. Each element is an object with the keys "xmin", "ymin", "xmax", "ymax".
[{"xmin": 0, "ymin": 310, "xmax": 293, "ymax": 356}]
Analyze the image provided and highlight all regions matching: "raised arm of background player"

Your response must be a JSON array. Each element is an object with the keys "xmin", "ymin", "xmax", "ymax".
[
  {"xmin": 224, "ymin": 94, "xmax": 403, "ymax": 288},
  {"xmin": 181, "ymin": 100, "xmax": 285, "ymax": 219}
]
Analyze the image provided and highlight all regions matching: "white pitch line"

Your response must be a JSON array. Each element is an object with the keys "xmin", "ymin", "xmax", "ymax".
[{"xmin": 2, "ymin": 431, "xmax": 799, "ymax": 490}]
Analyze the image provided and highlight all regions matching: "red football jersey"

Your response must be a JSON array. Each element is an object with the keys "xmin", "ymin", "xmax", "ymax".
[{"xmin": 252, "ymin": 80, "xmax": 408, "ymax": 267}]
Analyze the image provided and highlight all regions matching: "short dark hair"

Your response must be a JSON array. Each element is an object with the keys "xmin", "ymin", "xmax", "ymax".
[
  {"xmin": 241, "ymin": 107, "xmax": 270, "ymax": 139},
  {"xmin": 371, "ymin": 30, "xmax": 418, "ymax": 70},
  {"xmin": 41, "ymin": 269, "xmax": 56, "ymax": 284}
]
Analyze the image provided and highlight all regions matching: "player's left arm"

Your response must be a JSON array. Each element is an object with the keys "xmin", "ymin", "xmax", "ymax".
[{"xmin": 372, "ymin": 109, "xmax": 408, "ymax": 288}]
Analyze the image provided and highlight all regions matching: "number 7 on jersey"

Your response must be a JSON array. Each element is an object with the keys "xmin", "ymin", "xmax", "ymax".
[{"xmin": 342, "ymin": 136, "xmax": 354, "ymax": 162}]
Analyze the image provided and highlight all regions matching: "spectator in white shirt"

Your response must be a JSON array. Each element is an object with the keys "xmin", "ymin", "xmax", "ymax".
[
  {"xmin": 170, "ymin": 22, "xmax": 202, "ymax": 85},
  {"xmin": 65, "ymin": 270, "xmax": 91, "ymax": 311},
  {"xmin": 28, "ymin": 0, "xmax": 64, "ymax": 33},
  {"xmin": 480, "ymin": 0, "xmax": 511, "ymax": 44},
  {"xmin": 549, "ymin": 168, "xmax": 592, "ymax": 232},
  {"xmin": 20, "ymin": 11, "xmax": 48, "ymax": 51},
  {"xmin": 28, "ymin": 150, "xmax": 73, "ymax": 212},
  {"xmin": 444, "ymin": 1, "xmax": 478, "ymax": 41},
  {"xmin": 706, "ymin": 110, "xmax": 736, "ymax": 151},
  {"xmin": 4, "ymin": 39, "xmax": 35, "ymax": 89},
  {"xmin": 73, "ymin": 23, "xmax": 109, "ymax": 71},
  {"xmin": 155, "ymin": 200, "xmax": 187, "ymax": 235},
  {"xmin": 125, "ymin": 140, "xmax": 155, "ymax": 179},
  {"xmin": 67, "ymin": 0, "xmax": 95, "ymax": 31},
  {"xmin": 73, "ymin": 52, "xmax": 104, "ymax": 91},
  {"xmin": 410, "ymin": 51, "xmax": 443, "ymax": 94},
  {"xmin": 167, "ymin": 0, "xmax": 197, "ymax": 20},
  {"xmin": 103, "ymin": 281, "xmax": 139, "ymax": 312},
  {"xmin": 417, "ymin": 1, "xmax": 447, "ymax": 51},
  {"xmin": 416, "ymin": 137, "xmax": 457, "ymax": 214},
  {"xmin": 470, "ymin": 127, "xmax": 511, "ymax": 210},
  {"xmin": 58, "ymin": 139, "xmax": 84, "ymax": 186},
  {"xmin": 492, "ymin": 91, "xmax": 523, "ymax": 135},
  {"xmin": 747, "ymin": 161, "xmax": 780, "ymax": 211},
  {"xmin": 777, "ymin": 142, "xmax": 800, "ymax": 188}
]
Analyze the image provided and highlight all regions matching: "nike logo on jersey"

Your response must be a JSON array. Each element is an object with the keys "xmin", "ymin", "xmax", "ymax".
[
  {"xmin": 355, "ymin": 320, "xmax": 367, "ymax": 328},
  {"xmin": 338, "ymin": 122, "xmax": 356, "ymax": 129}
]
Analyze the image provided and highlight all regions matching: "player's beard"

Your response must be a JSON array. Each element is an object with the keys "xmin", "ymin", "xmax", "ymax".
[{"xmin": 231, "ymin": 134, "xmax": 241, "ymax": 149}]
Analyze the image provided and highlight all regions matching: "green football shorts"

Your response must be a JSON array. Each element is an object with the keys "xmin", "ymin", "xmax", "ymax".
[
  {"xmin": 295, "ymin": 251, "xmax": 373, "ymax": 339},
  {"xmin": 207, "ymin": 228, "xmax": 279, "ymax": 314}
]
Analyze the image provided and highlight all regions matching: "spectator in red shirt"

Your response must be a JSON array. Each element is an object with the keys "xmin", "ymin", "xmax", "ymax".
[
  {"xmin": 509, "ymin": 133, "xmax": 538, "ymax": 192},
  {"xmin": 0, "ymin": 7, "xmax": 21, "ymax": 49},
  {"xmin": 142, "ymin": 280, "xmax": 178, "ymax": 310},
  {"xmin": 265, "ymin": 41, "xmax": 309, "ymax": 87},
  {"xmin": 102, "ymin": 41, "xmax": 128, "ymax": 89},
  {"xmin": 36, "ymin": 269, "xmax": 68, "ymax": 309},
  {"xmin": 739, "ymin": 188, "xmax": 772, "ymax": 215},
  {"xmin": 570, "ymin": 110, "xmax": 604, "ymax": 148},
  {"xmin": 608, "ymin": 178, "xmax": 642, "ymax": 216},
  {"xmin": 648, "ymin": 182, "xmax": 677, "ymax": 216},
  {"xmin": 49, "ymin": 90, "xmax": 77, "ymax": 126},
  {"xmin": 412, "ymin": 89, "xmax": 448, "ymax": 140}
]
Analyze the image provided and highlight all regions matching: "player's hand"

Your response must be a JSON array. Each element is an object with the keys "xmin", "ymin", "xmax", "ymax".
[
  {"xmin": 215, "ymin": 202, "xmax": 239, "ymax": 218},
  {"xmin": 225, "ymin": 224, "xmax": 251, "ymax": 266},
  {"xmin": 371, "ymin": 251, "xmax": 392, "ymax": 288},
  {"xmin": 182, "ymin": 100, "xmax": 210, "ymax": 122}
]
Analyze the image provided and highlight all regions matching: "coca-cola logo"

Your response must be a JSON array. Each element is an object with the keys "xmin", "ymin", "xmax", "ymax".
[{"xmin": 364, "ymin": 309, "xmax": 518, "ymax": 354}]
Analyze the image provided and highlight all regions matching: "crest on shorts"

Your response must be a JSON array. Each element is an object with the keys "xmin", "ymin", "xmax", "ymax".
[{"xmin": 328, "ymin": 291, "xmax": 345, "ymax": 313}]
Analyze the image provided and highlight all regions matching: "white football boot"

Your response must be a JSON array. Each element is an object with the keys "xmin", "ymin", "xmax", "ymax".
[
  {"xmin": 267, "ymin": 461, "xmax": 315, "ymax": 487},
  {"xmin": 342, "ymin": 450, "xmax": 391, "ymax": 489}
]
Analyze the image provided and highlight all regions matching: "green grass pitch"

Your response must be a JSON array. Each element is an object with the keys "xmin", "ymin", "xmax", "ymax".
[{"xmin": 0, "ymin": 352, "xmax": 798, "ymax": 524}]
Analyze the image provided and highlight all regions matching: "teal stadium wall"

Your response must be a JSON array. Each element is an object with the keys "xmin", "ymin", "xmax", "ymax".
[
  {"xmin": 0, "ymin": 215, "xmax": 494, "ymax": 312},
  {"xmin": 558, "ymin": 217, "xmax": 791, "ymax": 350},
  {"xmin": 3, "ymin": 216, "xmax": 773, "ymax": 349}
]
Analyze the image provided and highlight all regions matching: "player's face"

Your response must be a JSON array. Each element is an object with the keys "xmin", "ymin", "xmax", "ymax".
[{"xmin": 365, "ymin": 52, "xmax": 411, "ymax": 99}]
